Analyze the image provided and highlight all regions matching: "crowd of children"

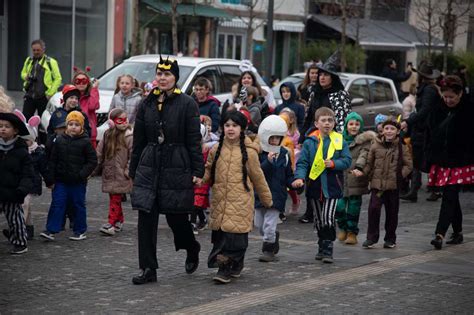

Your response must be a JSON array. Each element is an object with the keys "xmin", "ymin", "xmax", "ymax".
[{"xmin": 0, "ymin": 64, "xmax": 469, "ymax": 288}]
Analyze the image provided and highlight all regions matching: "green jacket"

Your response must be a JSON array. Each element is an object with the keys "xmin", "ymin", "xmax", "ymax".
[{"xmin": 21, "ymin": 55, "xmax": 62, "ymax": 98}]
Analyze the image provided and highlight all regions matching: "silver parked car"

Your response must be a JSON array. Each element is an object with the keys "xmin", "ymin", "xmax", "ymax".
[
  {"xmin": 41, "ymin": 55, "xmax": 269, "ymax": 141},
  {"xmin": 272, "ymin": 72, "xmax": 403, "ymax": 130}
]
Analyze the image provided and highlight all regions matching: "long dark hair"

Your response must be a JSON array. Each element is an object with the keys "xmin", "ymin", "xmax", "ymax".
[
  {"xmin": 237, "ymin": 71, "xmax": 266, "ymax": 97},
  {"xmin": 210, "ymin": 110, "xmax": 250, "ymax": 192},
  {"xmin": 300, "ymin": 63, "xmax": 319, "ymax": 91}
]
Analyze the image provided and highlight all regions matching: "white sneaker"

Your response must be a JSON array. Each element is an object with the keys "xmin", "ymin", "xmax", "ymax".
[
  {"xmin": 69, "ymin": 233, "xmax": 87, "ymax": 241},
  {"xmin": 100, "ymin": 223, "xmax": 115, "ymax": 236},
  {"xmin": 114, "ymin": 222, "xmax": 123, "ymax": 232}
]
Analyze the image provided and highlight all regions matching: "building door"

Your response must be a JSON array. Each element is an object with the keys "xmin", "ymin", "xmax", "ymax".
[{"xmin": 0, "ymin": 0, "xmax": 6, "ymax": 86}]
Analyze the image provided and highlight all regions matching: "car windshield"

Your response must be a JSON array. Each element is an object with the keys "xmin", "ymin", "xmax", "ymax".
[{"xmin": 98, "ymin": 61, "xmax": 194, "ymax": 90}]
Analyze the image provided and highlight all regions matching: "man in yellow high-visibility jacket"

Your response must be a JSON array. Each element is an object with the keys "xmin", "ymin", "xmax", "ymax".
[{"xmin": 21, "ymin": 39, "xmax": 62, "ymax": 121}]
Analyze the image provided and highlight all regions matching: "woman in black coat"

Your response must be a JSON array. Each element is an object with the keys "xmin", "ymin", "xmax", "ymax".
[
  {"xmin": 427, "ymin": 75, "xmax": 474, "ymax": 250},
  {"xmin": 129, "ymin": 56, "xmax": 204, "ymax": 285},
  {"xmin": 400, "ymin": 62, "xmax": 442, "ymax": 202}
]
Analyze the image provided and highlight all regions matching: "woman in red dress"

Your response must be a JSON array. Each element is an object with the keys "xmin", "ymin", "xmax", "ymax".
[{"xmin": 427, "ymin": 75, "xmax": 474, "ymax": 249}]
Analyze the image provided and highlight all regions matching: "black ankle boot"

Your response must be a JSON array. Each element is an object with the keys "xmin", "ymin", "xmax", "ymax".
[
  {"xmin": 430, "ymin": 234, "xmax": 443, "ymax": 250},
  {"xmin": 315, "ymin": 239, "xmax": 323, "ymax": 260},
  {"xmin": 185, "ymin": 241, "xmax": 201, "ymax": 274},
  {"xmin": 322, "ymin": 240, "xmax": 334, "ymax": 264},
  {"xmin": 446, "ymin": 233, "xmax": 463, "ymax": 245},
  {"xmin": 426, "ymin": 192, "xmax": 442, "ymax": 201},
  {"xmin": 273, "ymin": 231, "xmax": 280, "ymax": 254},
  {"xmin": 400, "ymin": 189, "xmax": 418, "ymax": 202},
  {"xmin": 132, "ymin": 268, "xmax": 157, "ymax": 285}
]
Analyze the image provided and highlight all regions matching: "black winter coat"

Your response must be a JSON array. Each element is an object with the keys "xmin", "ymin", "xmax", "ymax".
[
  {"xmin": 29, "ymin": 145, "xmax": 49, "ymax": 195},
  {"xmin": 255, "ymin": 147, "xmax": 294, "ymax": 212},
  {"xmin": 48, "ymin": 133, "xmax": 97, "ymax": 184},
  {"xmin": 130, "ymin": 89, "xmax": 204, "ymax": 214},
  {"xmin": 380, "ymin": 66, "xmax": 411, "ymax": 96},
  {"xmin": 427, "ymin": 96, "xmax": 474, "ymax": 168},
  {"xmin": 0, "ymin": 138, "xmax": 34, "ymax": 204}
]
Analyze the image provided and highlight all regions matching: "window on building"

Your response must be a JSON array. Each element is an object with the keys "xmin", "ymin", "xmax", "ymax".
[{"xmin": 217, "ymin": 33, "xmax": 244, "ymax": 59}]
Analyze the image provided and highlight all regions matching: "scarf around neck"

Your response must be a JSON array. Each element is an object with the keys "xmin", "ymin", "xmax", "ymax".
[{"xmin": 0, "ymin": 136, "xmax": 19, "ymax": 152}]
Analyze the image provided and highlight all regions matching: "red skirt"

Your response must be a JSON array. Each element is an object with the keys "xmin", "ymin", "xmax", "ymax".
[{"xmin": 428, "ymin": 164, "xmax": 474, "ymax": 187}]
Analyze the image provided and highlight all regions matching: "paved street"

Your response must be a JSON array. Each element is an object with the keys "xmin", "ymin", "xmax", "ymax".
[{"xmin": 1, "ymin": 177, "xmax": 474, "ymax": 314}]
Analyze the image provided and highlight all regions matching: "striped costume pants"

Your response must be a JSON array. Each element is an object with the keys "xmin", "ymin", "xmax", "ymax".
[
  {"xmin": 308, "ymin": 197, "xmax": 338, "ymax": 241},
  {"xmin": 1, "ymin": 202, "xmax": 28, "ymax": 246}
]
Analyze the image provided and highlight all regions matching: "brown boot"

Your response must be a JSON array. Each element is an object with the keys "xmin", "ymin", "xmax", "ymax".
[
  {"xmin": 345, "ymin": 232, "xmax": 358, "ymax": 245},
  {"xmin": 337, "ymin": 230, "xmax": 347, "ymax": 242}
]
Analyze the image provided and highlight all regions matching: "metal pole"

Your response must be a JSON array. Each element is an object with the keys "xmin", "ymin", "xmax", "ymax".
[
  {"xmin": 71, "ymin": 0, "xmax": 76, "ymax": 77},
  {"xmin": 265, "ymin": 0, "xmax": 274, "ymax": 84}
]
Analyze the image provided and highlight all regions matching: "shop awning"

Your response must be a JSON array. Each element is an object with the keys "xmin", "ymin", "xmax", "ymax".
[
  {"xmin": 220, "ymin": 18, "xmax": 305, "ymax": 33},
  {"xmin": 143, "ymin": 0, "xmax": 233, "ymax": 20},
  {"xmin": 310, "ymin": 14, "xmax": 444, "ymax": 50}
]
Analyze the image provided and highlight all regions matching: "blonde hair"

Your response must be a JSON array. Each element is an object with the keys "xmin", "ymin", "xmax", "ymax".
[
  {"xmin": 103, "ymin": 109, "xmax": 131, "ymax": 160},
  {"xmin": 114, "ymin": 74, "xmax": 135, "ymax": 94},
  {"xmin": 0, "ymin": 86, "xmax": 15, "ymax": 113},
  {"xmin": 279, "ymin": 108, "xmax": 297, "ymax": 134}
]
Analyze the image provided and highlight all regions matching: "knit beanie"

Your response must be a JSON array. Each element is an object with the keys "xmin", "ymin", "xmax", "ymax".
[
  {"xmin": 156, "ymin": 56, "xmax": 180, "ymax": 83},
  {"xmin": 66, "ymin": 111, "xmax": 85, "ymax": 130},
  {"xmin": 343, "ymin": 111, "xmax": 364, "ymax": 142}
]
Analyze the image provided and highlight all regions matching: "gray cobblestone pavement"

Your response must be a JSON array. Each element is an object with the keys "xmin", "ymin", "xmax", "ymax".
[{"xmin": 1, "ymin": 177, "xmax": 473, "ymax": 314}]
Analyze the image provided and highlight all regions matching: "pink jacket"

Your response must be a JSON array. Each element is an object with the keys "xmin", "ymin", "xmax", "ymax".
[{"xmin": 80, "ymin": 87, "xmax": 100, "ymax": 141}]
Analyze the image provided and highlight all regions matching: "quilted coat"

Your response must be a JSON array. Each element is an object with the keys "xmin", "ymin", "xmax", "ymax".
[
  {"xmin": 129, "ymin": 88, "xmax": 204, "ymax": 213},
  {"xmin": 363, "ymin": 136, "xmax": 413, "ymax": 191},
  {"xmin": 96, "ymin": 129, "xmax": 133, "ymax": 194},
  {"xmin": 203, "ymin": 136, "xmax": 272, "ymax": 233},
  {"xmin": 343, "ymin": 130, "xmax": 376, "ymax": 197}
]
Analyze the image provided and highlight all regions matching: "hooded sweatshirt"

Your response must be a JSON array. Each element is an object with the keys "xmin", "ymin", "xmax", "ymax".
[
  {"xmin": 110, "ymin": 88, "xmax": 143, "ymax": 124},
  {"xmin": 274, "ymin": 82, "xmax": 305, "ymax": 132}
]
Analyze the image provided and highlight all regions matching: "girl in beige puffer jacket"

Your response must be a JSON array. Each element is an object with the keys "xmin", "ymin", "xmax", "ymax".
[{"xmin": 203, "ymin": 110, "xmax": 272, "ymax": 284}]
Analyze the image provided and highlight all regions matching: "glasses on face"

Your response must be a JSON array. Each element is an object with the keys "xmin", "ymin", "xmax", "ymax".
[
  {"xmin": 74, "ymin": 78, "xmax": 89, "ymax": 85},
  {"xmin": 113, "ymin": 117, "xmax": 128, "ymax": 125}
]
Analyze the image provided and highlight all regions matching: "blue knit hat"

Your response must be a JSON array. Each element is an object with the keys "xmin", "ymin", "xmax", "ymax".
[{"xmin": 374, "ymin": 114, "xmax": 388, "ymax": 126}]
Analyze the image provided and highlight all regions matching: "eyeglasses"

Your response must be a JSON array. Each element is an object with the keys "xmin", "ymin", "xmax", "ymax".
[
  {"xmin": 74, "ymin": 78, "xmax": 89, "ymax": 85},
  {"xmin": 113, "ymin": 117, "xmax": 128, "ymax": 125}
]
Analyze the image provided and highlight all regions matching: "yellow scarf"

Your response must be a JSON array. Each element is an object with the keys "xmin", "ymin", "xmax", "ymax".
[{"xmin": 309, "ymin": 131, "xmax": 343, "ymax": 180}]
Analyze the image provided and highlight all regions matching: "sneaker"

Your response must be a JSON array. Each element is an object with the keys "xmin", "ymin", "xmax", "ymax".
[
  {"xmin": 362, "ymin": 239, "xmax": 376, "ymax": 249},
  {"xmin": 196, "ymin": 219, "xmax": 207, "ymax": 231},
  {"xmin": 192, "ymin": 224, "xmax": 198, "ymax": 235},
  {"xmin": 114, "ymin": 222, "xmax": 123, "ymax": 232},
  {"xmin": 100, "ymin": 223, "xmax": 115, "ymax": 236},
  {"xmin": 69, "ymin": 233, "xmax": 87, "ymax": 241},
  {"xmin": 279, "ymin": 213, "xmax": 287, "ymax": 222},
  {"xmin": 298, "ymin": 215, "xmax": 313, "ymax": 224},
  {"xmin": 383, "ymin": 241, "xmax": 396, "ymax": 248},
  {"xmin": 40, "ymin": 231, "xmax": 55, "ymax": 241},
  {"xmin": 11, "ymin": 245, "xmax": 28, "ymax": 255}
]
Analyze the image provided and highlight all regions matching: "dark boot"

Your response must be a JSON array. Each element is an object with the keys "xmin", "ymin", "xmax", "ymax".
[
  {"xmin": 430, "ymin": 234, "xmax": 443, "ymax": 250},
  {"xmin": 322, "ymin": 240, "xmax": 334, "ymax": 264},
  {"xmin": 273, "ymin": 231, "xmax": 280, "ymax": 254},
  {"xmin": 400, "ymin": 187, "xmax": 418, "ymax": 202},
  {"xmin": 26, "ymin": 225, "xmax": 34, "ymax": 240},
  {"xmin": 185, "ymin": 241, "xmax": 201, "ymax": 274},
  {"xmin": 230, "ymin": 258, "xmax": 244, "ymax": 278},
  {"xmin": 213, "ymin": 254, "xmax": 231, "ymax": 284},
  {"xmin": 400, "ymin": 171, "xmax": 420, "ymax": 202},
  {"xmin": 315, "ymin": 239, "xmax": 323, "ymax": 260},
  {"xmin": 426, "ymin": 192, "xmax": 442, "ymax": 201},
  {"xmin": 132, "ymin": 268, "xmax": 157, "ymax": 285},
  {"xmin": 259, "ymin": 242, "xmax": 276, "ymax": 262},
  {"xmin": 446, "ymin": 233, "xmax": 463, "ymax": 245}
]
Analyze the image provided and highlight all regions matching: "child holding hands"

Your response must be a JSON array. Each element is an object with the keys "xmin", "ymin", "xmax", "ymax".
[{"xmin": 292, "ymin": 107, "xmax": 351, "ymax": 263}]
